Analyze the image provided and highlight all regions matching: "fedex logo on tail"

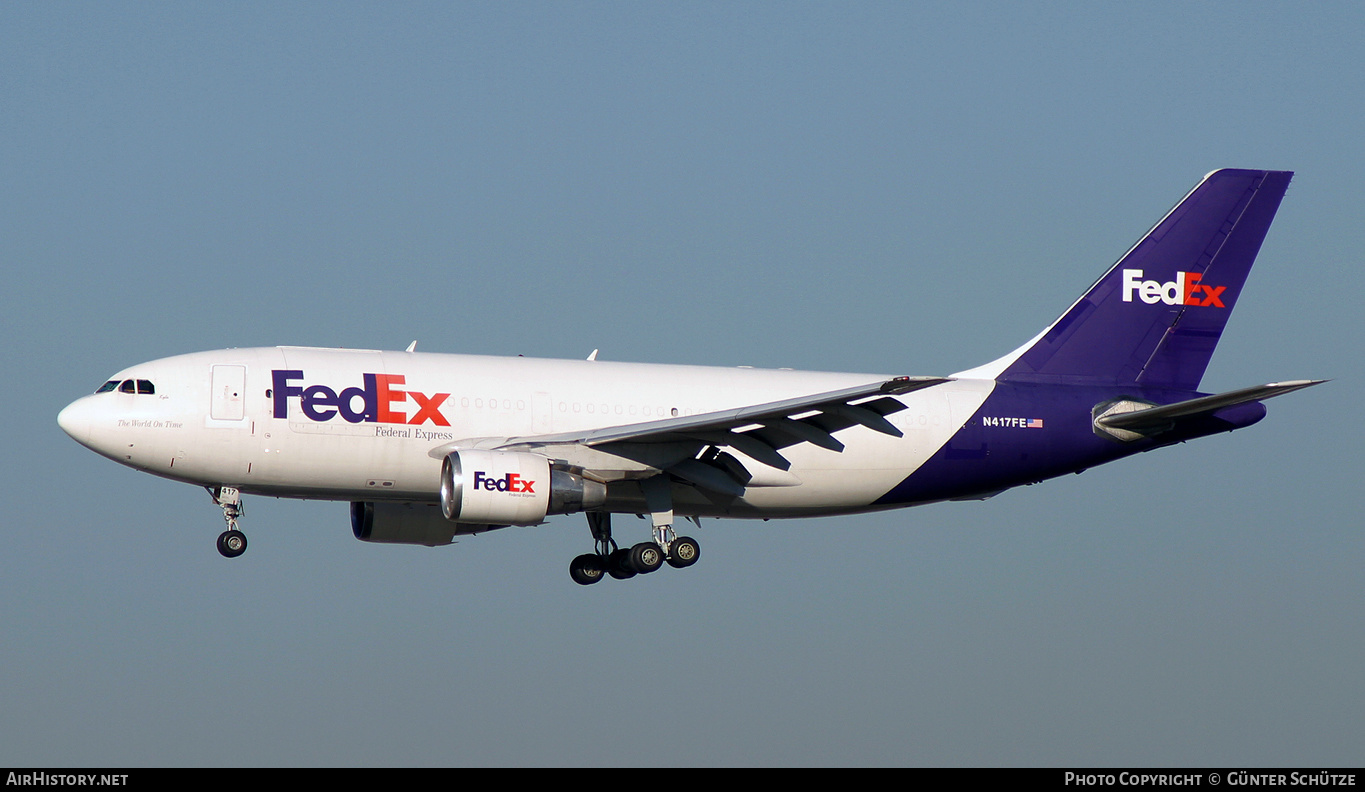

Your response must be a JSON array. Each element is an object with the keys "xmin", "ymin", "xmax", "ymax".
[
  {"xmin": 271, "ymin": 370, "xmax": 450, "ymax": 426},
  {"xmin": 1121, "ymin": 269, "xmax": 1227, "ymax": 307}
]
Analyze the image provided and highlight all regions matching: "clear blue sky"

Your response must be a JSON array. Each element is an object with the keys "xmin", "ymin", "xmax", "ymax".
[{"xmin": 2, "ymin": 2, "xmax": 1360, "ymax": 766}]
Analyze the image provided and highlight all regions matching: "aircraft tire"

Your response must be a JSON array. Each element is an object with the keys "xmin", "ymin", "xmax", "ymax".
[
  {"xmin": 217, "ymin": 530, "xmax": 247, "ymax": 558},
  {"xmin": 666, "ymin": 536, "xmax": 700, "ymax": 568},
  {"xmin": 607, "ymin": 549, "xmax": 637, "ymax": 580},
  {"xmin": 629, "ymin": 542, "xmax": 664, "ymax": 574},
  {"xmin": 569, "ymin": 554, "xmax": 605, "ymax": 586}
]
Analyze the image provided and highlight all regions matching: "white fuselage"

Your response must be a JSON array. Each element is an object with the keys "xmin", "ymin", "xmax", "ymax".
[{"xmin": 58, "ymin": 346, "xmax": 991, "ymax": 519}]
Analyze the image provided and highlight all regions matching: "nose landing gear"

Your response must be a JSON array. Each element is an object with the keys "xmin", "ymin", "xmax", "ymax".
[{"xmin": 210, "ymin": 486, "xmax": 248, "ymax": 558}]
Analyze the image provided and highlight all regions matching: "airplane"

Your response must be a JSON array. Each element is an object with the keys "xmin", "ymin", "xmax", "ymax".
[{"xmin": 57, "ymin": 168, "xmax": 1322, "ymax": 585}]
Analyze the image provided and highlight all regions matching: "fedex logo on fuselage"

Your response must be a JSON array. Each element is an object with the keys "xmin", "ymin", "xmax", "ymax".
[
  {"xmin": 1121, "ymin": 269, "xmax": 1227, "ymax": 307},
  {"xmin": 271, "ymin": 370, "xmax": 450, "ymax": 426},
  {"xmin": 473, "ymin": 471, "xmax": 535, "ymax": 494}
]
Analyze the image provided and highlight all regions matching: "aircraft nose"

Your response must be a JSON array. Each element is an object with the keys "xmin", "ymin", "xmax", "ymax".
[{"xmin": 57, "ymin": 397, "xmax": 94, "ymax": 446}]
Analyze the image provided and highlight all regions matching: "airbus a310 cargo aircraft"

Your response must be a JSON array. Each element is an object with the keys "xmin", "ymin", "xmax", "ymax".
[{"xmin": 59, "ymin": 169, "xmax": 1321, "ymax": 584}]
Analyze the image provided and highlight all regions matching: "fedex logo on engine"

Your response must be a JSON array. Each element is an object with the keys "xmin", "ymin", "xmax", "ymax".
[
  {"xmin": 473, "ymin": 471, "xmax": 535, "ymax": 494},
  {"xmin": 1121, "ymin": 269, "xmax": 1227, "ymax": 307},
  {"xmin": 271, "ymin": 370, "xmax": 450, "ymax": 425}
]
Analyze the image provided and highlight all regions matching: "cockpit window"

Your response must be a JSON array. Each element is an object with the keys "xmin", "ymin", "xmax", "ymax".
[{"xmin": 97, "ymin": 378, "xmax": 155, "ymax": 394}]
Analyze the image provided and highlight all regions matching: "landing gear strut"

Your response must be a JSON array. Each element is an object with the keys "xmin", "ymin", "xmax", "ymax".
[
  {"xmin": 568, "ymin": 512, "xmax": 622, "ymax": 585},
  {"xmin": 210, "ymin": 486, "xmax": 248, "ymax": 558},
  {"xmin": 568, "ymin": 511, "xmax": 612, "ymax": 584}
]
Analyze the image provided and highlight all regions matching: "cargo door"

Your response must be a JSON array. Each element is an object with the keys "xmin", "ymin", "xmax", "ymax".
[{"xmin": 211, "ymin": 365, "xmax": 247, "ymax": 421}]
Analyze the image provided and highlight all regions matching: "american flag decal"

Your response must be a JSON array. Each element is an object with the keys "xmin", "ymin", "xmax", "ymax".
[{"xmin": 1027, "ymin": 418, "xmax": 1044, "ymax": 429}]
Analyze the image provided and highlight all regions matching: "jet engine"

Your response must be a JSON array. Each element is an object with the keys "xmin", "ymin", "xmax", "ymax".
[
  {"xmin": 440, "ymin": 449, "xmax": 606, "ymax": 525},
  {"xmin": 350, "ymin": 501, "xmax": 504, "ymax": 546}
]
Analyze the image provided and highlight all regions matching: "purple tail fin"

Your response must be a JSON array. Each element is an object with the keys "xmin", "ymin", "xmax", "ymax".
[{"xmin": 997, "ymin": 169, "xmax": 1292, "ymax": 390}]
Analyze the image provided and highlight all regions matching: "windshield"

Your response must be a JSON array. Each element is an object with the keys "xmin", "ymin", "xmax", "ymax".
[{"xmin": 97, "ymin": 379, "xmax": 155, "ymax": 395}]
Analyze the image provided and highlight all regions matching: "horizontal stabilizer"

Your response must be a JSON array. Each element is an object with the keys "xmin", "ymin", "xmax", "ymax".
[{"xmin": 1094, "ymin": 380, "xmax": 1324, "ymax": 441}]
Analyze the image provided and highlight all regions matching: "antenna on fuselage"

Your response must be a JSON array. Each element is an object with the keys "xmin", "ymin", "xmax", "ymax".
[
  {"xmin": 405, "ymin": 340, "xmax": 417, "ymax": 353},
  {"xmin": 587, "ymin": 349, "xmax": 598, "ymax": 361}
]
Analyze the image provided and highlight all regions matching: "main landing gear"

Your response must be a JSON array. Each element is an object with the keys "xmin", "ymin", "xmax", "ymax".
[
  {"xmin": 210, "ymin": 486, "xmax": 248, "ymax": 558},
  {"xmin": 569, "ymin": 475, "xmax": 700, "ymax": 585},
  {"xmin": 568, "ymin": 513, "xmax": 701, "ymax": 586}
]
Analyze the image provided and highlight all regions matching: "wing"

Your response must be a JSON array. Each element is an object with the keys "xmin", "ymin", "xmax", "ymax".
[{"xmin": 429, "ymin": 375, "xmax": 951, "ymax": 495}]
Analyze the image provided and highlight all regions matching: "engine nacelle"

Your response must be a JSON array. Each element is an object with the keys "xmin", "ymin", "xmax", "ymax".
[
  {"xmin": 351, "ymin": 501, "xmax": 506, "ymax": 546},
  {"xmin": 440, "ymin": 449, "xmax": 606, "ymax": 525}
]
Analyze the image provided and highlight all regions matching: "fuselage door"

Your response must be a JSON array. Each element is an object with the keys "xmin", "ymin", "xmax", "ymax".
[
  {"xmin": 532, "ymin": 391, "xmax": 553, "ymax": 434},
  {"xmin": 211, "ymin": 365, "xmax": 247, "ymax": 421}
]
